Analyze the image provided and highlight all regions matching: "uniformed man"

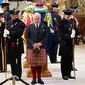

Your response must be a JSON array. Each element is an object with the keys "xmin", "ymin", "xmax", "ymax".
[
  {"xmin": 3, "ymin": 9, "xmax": 26, "ymax": 80},
  {"xmin": 47, "ymin": 3, "xmax": 61, "ymax": 63},
  {"xmin": 59, "ymin": 9, "xmax": 75, "ymax": 80},
  {"xmin": 0, "ymin": 2, "xmax": 11, "ymax": 64},
  {"xmin": 0, "ymin": 2, "xmax": 11, "ymax": 22},
  {"xmin": 70, "ymin": 5, "xmax": 81, "ymax": 71},
  {"xmin": 0, "ymin": 9, "xmax": 5, "ymax": 72}
]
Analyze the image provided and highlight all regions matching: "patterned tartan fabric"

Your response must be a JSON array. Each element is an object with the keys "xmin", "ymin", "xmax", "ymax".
[{"xmin": 28, "ymin": 48, "xmax": 47, "ymax": 65}]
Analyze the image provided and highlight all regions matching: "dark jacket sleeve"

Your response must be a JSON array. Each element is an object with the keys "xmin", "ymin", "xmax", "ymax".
[{"xmin": 26, "ymin": 25, "xmax": 35, "ymax": 47}]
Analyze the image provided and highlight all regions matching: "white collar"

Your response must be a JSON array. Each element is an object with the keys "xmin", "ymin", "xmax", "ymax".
[{"xmin": 35, "ymin": 23, "xmax": 39, "ymax": 28}]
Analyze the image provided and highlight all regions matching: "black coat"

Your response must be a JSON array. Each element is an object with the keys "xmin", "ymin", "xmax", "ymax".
[
  {"xmin": 0, "ymin": 21, "xmax": 5, "ymax": 71},
  {"xmin": 26, "ymin": 23, "xmax": 48, "ymax": 49},
  {"xmin": 51, "ymin": 11, "xmax": 61, "ymax": 43},
  {"xmin": 59, "ymin": 18, "xmax": 73, "ymax": 56},
  {"xmin": 0, "ymin": 21, "xmax": 5, "ymax": 48},
  {"xmin": 6, "ymin": 18, "xmax": 25, "ymax": 57}
]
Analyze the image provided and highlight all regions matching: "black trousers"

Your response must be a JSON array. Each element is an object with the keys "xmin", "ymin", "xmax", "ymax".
[
  {"xmin": 9, "ymin": 54, "xmax": 22, "ymax": 78},
  {"xmin": 49, "ymin": 43, "xmax": 58, "ymax": 63},
  {"xmin": 61, "ymin": 55, "xmax": 72, "ymax": 77}
]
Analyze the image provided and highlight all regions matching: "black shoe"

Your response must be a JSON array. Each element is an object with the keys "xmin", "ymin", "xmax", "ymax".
[
  {"xmin": 68, "ymin": 76, "xmax": 75, "ymax": 79},
  {"xmin": 72, "ymin": 67, "xmax": 77, "ymax": 71},
  {"xmin": 31, "ymin": 79, "xmax": 36, "ymax": 84},
  {"xmin": 9, "ymin": 76, "xmax": 19, "ymax": 81},
  {"xmin": 63, "ymin": 76, "xmax": 68, "ymax": 80},
  {"xmin": 38, "ymin": 79, "xmax": 44, "ymax": 84},
  {"xmin": 15, "ymin": 77, "xmax": 21, "ymax": 81}
]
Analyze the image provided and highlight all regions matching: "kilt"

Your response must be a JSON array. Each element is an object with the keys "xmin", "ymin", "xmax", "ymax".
[{"xmin": 28, "ymin": 48, "xmax": 47, "ymax": 65}]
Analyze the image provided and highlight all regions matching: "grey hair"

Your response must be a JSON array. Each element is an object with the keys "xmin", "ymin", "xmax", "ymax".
[{"xmin": 33, "ymin": 12, "xmax": 41, "ymax": 19}]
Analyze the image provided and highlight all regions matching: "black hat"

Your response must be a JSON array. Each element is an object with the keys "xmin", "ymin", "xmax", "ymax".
[
  {"xmin": 0, "ymin": 9, "xmax": 4, "ymax": 16},
  {"xmin": 51, "ymin": 3, "xmax": 59, "ymax": 8},
  {"xmin": 9, "ymin": 9, "xmax": 20, "ymax": 15},
  {"xmin": 0, "ymin": 3, "xmax": 10, "ymax": 8},
  {"xmin": 70, "ymin": 5, "xmax": 79, "ymax": 10},
  {"xmin": 62, "ymin": 9, "xmax": 74, "ymax": 15}
]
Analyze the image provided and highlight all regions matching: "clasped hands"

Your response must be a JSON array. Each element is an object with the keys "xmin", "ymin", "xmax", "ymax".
[
  {"xmin": 3, "ymin": 29, "xmax": 10, "ymax": 37},
  {"xmin": 33, "ymin": 42, "xmax": 42, "ymax": 49}
]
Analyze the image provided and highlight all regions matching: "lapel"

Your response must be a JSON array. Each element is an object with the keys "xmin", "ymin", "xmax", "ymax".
[
  {"xmin": 32, "ymin": 23, "xmax": 43, "ymax": 35},
  {"xmin": 32, "ymin": 23, "xmax": 37, "ymax": 34}
]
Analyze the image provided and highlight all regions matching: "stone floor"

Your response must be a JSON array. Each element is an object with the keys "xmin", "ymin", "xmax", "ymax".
[{"xmin": 0, "ymin": 44, "xmax": 85, "ymax": 85}]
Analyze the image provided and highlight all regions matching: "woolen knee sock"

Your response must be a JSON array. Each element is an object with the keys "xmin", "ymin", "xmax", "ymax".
[
  {"xmin": 36, "ymin": 66, "xmax": 42, "ymax": 79},
  {"xmin": 31, "ymin": 66, "xmax": 37, "ymax": 80}
]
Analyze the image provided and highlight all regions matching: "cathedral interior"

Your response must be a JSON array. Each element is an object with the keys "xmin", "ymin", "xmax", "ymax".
[{"xmin": 0, "ymin": 0, "xmax": 85, "ymax": 85}]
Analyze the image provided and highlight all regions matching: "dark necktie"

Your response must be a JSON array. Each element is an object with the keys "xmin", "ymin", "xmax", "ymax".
[
  {"xmin": 36, "ymin": 24, "xmax": 38, "ymax": 28},
  {"xmin": 36, "ymin": 24, "xmax": 40, "ymax": 42}
]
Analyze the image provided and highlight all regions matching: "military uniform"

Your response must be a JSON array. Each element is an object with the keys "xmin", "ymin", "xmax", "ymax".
[
  {"xmin": 0, "ymin": 20, "xmax": 5, "ymax": 72},
  {"xmin": 3, "ymin": 9, "xmax": 26, "ymax": 78},
  {"xmin": 0, "ymin": 3, "xmax": 11, "ymax": 64},
  {"xmin": 6, "ymin": 18, "xmax": 25, "ymax": 78},
  {"xmin": 48, "ymin": 4, "xmax": 61, "ymax": 63},
  {"xmin": 59, "ymin": 18, "xmax": 73, "ymax": 78},
  {"xmin": 59, "ymin": 9, "xmax": 76, "ymax": 80},
  {"xmin": 0, "ymin": 9, "xmax": 5, "ymax": 72}
]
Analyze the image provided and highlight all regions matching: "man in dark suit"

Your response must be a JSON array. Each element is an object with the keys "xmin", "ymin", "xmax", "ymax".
[
  {"xmin": 3, "ymin": 9, "xmax": 26, "ymax": 80},
  {"xmin": 26, "ymin": 12, "xmax": 47, "ymax": 84}
]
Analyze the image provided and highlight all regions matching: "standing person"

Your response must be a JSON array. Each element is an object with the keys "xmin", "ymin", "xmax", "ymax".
[
  {"xmin": 0, "ymin": 2, "xmax": 11, "ymax": 22},
  {"xmin": 70, "ymin": 6, "xmax": 81, "ymax": 71},
  {"xmin": 0, "ymin": 9, "xmax": 5, "ymax": 72},
  {"xmin": 59, "ymin": 9, "xmax": 75, "ymax": 80},
  {"xmin": 26, "ymin": 13, "xmax": 47, "ymax": 84},
  {"xmin": 0, "ymin": 2, "xmax": 11, "ymax": 65},
  {"xmin": 48, "ymin": 3, "xmax": 61, "ymax": 63},
  {"xmin": 3, "ymin": 9, "xmax": 26, "ymax": 80},
  {"xmin": 70, "ymin": 5, "xmax": 80, "ymax": 45}
]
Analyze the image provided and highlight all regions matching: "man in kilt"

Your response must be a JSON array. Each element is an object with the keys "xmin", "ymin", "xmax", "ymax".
[
  {"xmin": 26, "ymin": 13, "xmax": 47, "ymax": 84},
  {"xmin": 3, "ymin": 9, "xmax": 26, "ymax": 80}
]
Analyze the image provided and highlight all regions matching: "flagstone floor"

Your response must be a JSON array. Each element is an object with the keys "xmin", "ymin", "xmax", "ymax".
[{"xmin": 0, "ymin": 44, "xmax": 85, "ymax": 85}]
